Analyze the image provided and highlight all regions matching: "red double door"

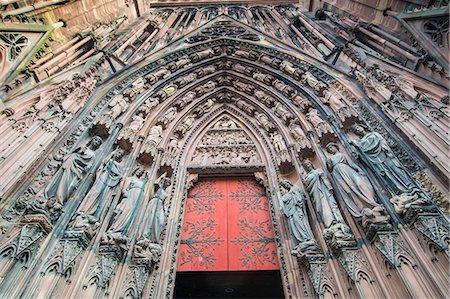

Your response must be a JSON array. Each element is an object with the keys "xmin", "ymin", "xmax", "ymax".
[{"xmin": 177, "ymin": 177, "xmax": 279, "ymax": 271}]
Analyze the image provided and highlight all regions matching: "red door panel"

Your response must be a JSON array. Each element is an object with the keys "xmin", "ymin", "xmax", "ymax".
[
  {"xmin": 177, "ymin": 177, "xmax": 279, "ymax": 272},
  {"xmin": 178, "ymin": 179, "xmax": 227, "ymax": 271},
  {"xmin": 228, "ymin": 178, "xmax": 279, "ymax": 270}
]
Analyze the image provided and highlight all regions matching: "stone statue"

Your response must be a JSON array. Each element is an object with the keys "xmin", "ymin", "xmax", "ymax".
[
  {"xmin": 76, "ymin": 149, "xmax": 125, "ymax": 220},
  {"xmin": 306, "ymin": 108, "xmax": 333, "ymax": 138},
  {"xmin": 125, "ymin": 77, "xmax": 146, "ymax": 98},
  {"xmin": 176, "ymin": 91, "xmax": 196, "ymax": 109},
  {"xmin": 195, "ymin": 65, "xmax": 216, "ymax": 77},
  {"xmin": 302, "ymin": 72, "xmax": 327, "ymax": 95},
  {"xmin": 142, "ymin": 173, "xmax": 171, "ymax": 244},
  {"xmin": 289, "ymin": 120, "xmax": 311, "ymax": 150},
  {"xmin": 194, "ymin": 98, "xmax": 216, "ymax": 115},
  {"xmin": 325, "ymin": 143, "xmax": 389, "ymax": 227},
  {"xmin": 177, "ymin": 114, "xmax": 197, "ymax": 135},
  {"xmin": 121, "ymin": 113, "xmax": 146, "ymax": 140},
  {"xmin": 139, "ymin": 97, "xmax": 159, "ymax": 115},
  {"xmin": 143, "ymin": 125, "xmax": 163, "ymax": 154},
  {"xmin": 279, "ymin": 180, "xmax": 321, "ymax": 257},
  {"xmin": 235, "ymin": 98, "xmax": 255, "ymax": 115},
  {"xmin": 255, "ymin": 112, "xmax": 274, "ymax": 131},
  {"xmin": 350, "ymin": 124, "xmax": 430, "ymax": 207},
  {"xmin": 107, "ymin": 94, "xmax": 129, "ymax": 118},
  {"xmin": 321, "ymin": 90, "xmax": 355, "ymax": 122},
  {"xmin": 302, "ymin": 160, "xmax": 354, "ymax": 243},
  {"xmin": 104, "ymin": 167, "xmax": 147, "ymax": 245},
  {"xmin": 273, "ymin": 102, "xmax": 294, "ymax": 123},
  {"xmin": 45, "ymin": 136, "xmax": 103, "ymax": 206},
  {"xmin": 189, "ymin": 48, "xmax": 214, "ymax": 62},
  {"xmin": 157, "ymin": 107, "xmax": 177, "ymax": 126}
]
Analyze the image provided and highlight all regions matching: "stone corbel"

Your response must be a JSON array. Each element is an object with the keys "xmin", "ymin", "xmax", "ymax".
[
  {"xmin": 83, "ymin": 246, "xmax": 121, "ymax": 292},
  {"xmin": 371, "ymin": 230, "xmax": 410, "ymax": 267},
  {"xmin": 337, "ymin": 248, "xmax": 372, "ymax": 283},
  {"xmin": 403, "ymin": 204, "xmax": 449, "ymax": 251},
  {"xmin": 300, "ymin": 254, "xmax": 338, "ymax": 297}
]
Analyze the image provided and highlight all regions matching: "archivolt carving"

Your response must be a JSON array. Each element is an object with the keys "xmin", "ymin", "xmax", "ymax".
[{"xmin": 1, "ymin": 30, "xmax": 447, "ymax": 299}]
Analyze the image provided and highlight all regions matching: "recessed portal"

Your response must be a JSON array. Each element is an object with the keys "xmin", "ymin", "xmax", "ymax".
[{"xmin": 174, "ymin": 271, "xmax": 285, "ymax": 299}]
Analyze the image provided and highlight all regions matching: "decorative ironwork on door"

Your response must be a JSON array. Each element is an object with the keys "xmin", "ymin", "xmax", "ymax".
[{"xmin": 177, "ymin": 177, "xmax": 279, "ymax": 271}]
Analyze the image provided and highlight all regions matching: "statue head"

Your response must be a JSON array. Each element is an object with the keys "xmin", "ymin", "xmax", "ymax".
[
  {"xmin": 325, "ymin": 142, "xmax": 339, "ymax": 154},
  {"xmin": 163, "ymin": 177, "xmax": 172, "ymax": 188},
  {"xmin": 280, "ymin": 179, "xmax": 292, "ymax": 191},
  {"xmin": 302, "ymin": 159, "xmax": 314, "ymax": 172},
  {"xmin": 88, "ymin": 136, "xmax": 103, "ymax": 150},
  {"xmin": 113, "ymin": 149, "xmax": 125, "ymax": 162},
  {"xmin": 133, "ymin": 166, "xmax": 145, "ymax": 178},
  {"xmin": 351, "ymin": 123, "xmax": 368, "ymax": 137}
]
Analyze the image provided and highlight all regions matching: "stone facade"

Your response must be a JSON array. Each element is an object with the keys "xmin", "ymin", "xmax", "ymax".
[{"xmin": 0, "ymin": 1, "xmax": 448, "ymax": 298}]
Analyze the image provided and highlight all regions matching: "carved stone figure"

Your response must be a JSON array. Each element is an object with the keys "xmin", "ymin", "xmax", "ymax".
[
  {"xmin": 194, "ymin": 98, "xmax": 215, "ymax": 115},
  {"xmin": 302, "ymin": 72, "xmax": 327, "ymax": 95},
  {"xmin": 271, "ymin": 132, "xmax": 287, "ymax": 153},
  {"xmin": 145, "ymin": 67, "xmax": 170, "ymax": 84},
  {"xmin": 292, "ymin": 94, "xmax": 312, "ymax": 112},
  {"xmin": 195, "ymin": 65, "xmax": 216, "ymax": 77},
  {"xmin": 167, "ymin": 56, "xmax": 191, "ymax": 71},
  {"xmin": 176, "ymin": 91, "xmax": 196, "ymax": 109},
  {"xmin": 280, "ymin": 60, "xmax": 304, "ymax": 79},
  {"xmin": 302, "ymin": 160, "xmax": 354, "ymax": 243},
  {"xmin": 174, "ymin": 73, "xmax": 197, "ymax": 87},
  {"xmin": 76, "ymin": 149, "xmax": 125, "ymax": 220},
  {"xmin": 260, "ymin": 55, "xmax": 281, "ymax": 68},
  {"xmin": 289, "ymin": 121, "xmax": 312, "ymax": 150},
  {"xmin": 254, "ymin": 90, "xmax": 275, "ymax": 107},
  {"xmin": 189, "ymin": 48, "xmax": 214, "ymax": 62},
  {"xmin": 142, "ymin": 173, "xmax": 171, "ymax": 244},
  {"xmin": 273, "ymin": 102, "xmax": 294, "ymax": 123},
  {"xmin": 321, "ymin": 90, "xmax": 355, "ymax": 122},
  {"xmin": 307, "ymin": 108, "xmax": 334, "ymax": 139},
  {"xmin": 235, "ymin": 98, "xmax": 255, "ymax": 115},
  {"xmin": 107, "ymin": 94, "xmax": 129, "ymax": 118},
  {"xmin": 252, "ymin": 72, "xmax": 275, "ymax": 84},
  {"xmin": 272, "ymin": 79, "xmax": 295, "ymax": 97},
  {"xmin": 166, "ymin": 135, "xmax": 180, "ymax": 160},
  {"xmin": 233, "ymin": 80, "xmax": 254, "ymax": 94},
  {"xmin": 157, "ymin": 107, "xmax": 177, "ymax": 126},
  {"xmin": 103, "ymin": 167, "xmax": 146, "ymax": 245},
  {"xmin": 279, "ymin": 180, "xmax": 321, "ymax": 257},
  {"xmin": 234, "ymin": 48, "xmax": 259, "ymax": 60},
  {"xmin": 124, "ymin": 77, "xmax": 146, "ymax": 98},
  {"xmin": 196, "ymin": 80, "xmax": 216, "ymax": 95},
  {"xmin": 44, "ymin": 136, "xmax": 103, "ymax": 205},
  {"xmin": 255, "ymin": 112, "xmax": 274, "ymax": 131},
  {"xmin": 143, "ymin": 125, "xmax": 163, "ymax": 154},
  {"xmin": 325, "ymin": 143, "xmax": 389, "ymax": 227},
  {"xmin": 177, "ymin": 114, "xmax": 197, "ymax": 135},
  {"xmin": 139, "ymin": 97, "xmax": 159, "ymax": 115},
  {"xmin": 120, "ymin": 113, "xmax": 146, "ymax": 141},
  {"xmin": 350, "ymin": 124, "xmax": 430, "ymax": 206},
  {"xmin": 232, "ymin": 63, "xmax": 250, "ymax": 74},
  {"xmin": 133, "ymin": 239, "xmax": 162, "ymax": 265}
]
